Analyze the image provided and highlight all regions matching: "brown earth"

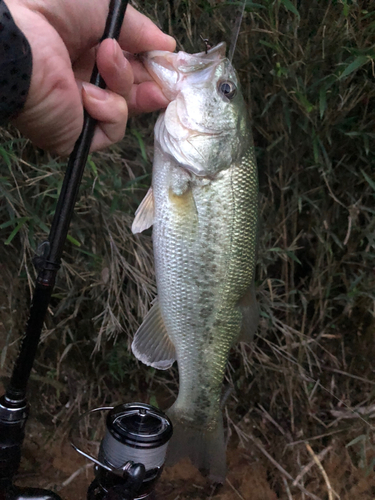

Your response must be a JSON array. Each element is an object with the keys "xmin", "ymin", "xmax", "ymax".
[
  {"xmin": 14, "ymin": 414, "xmax": 279, "ymax": 500},
  {"xmin": 10, "ymin": 409, "xmax": 375, "ymax": 500},
  {"xmin": 2, "ymin": 321, "xmax": 375, "ymax": 500},
  {"xmin": 1, "ymin": 325, "xmax": 375, "ymax": 500}
]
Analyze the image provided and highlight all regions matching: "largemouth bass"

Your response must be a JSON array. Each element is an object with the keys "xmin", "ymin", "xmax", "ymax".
[{"xmin": 131, "ymin": 43, "xmax": 259, "ymax": 482}]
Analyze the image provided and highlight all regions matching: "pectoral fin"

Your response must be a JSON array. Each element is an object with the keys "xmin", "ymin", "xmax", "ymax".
[
  {"xmin": 131, "ymin": 187, "xmax": 154, "ymax": 234},
  {"xmin": 238, "ymin": 284, "xmax": 259, "ymax": 343},
  {"xmin": 131, "ymin": 298, "xmax": 176, "ymax": 370}
]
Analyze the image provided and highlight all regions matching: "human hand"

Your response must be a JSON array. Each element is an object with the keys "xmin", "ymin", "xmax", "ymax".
[{"xmin": 6, "ymin": 1, "xmax": 176, "ymax": 155}]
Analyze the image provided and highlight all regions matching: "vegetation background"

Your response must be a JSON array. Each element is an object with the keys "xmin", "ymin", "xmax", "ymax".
[{"xmin": 0, "ymin": 0, "xmax": 374, "ymax": 498}]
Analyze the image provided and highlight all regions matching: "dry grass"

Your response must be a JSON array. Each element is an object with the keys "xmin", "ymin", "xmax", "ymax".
[{"xmin": 1, "ymin": 0, "xmax": 375, "ymax": 498}]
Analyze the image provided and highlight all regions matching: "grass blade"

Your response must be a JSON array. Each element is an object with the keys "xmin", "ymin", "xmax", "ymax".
[{"xmin": 339, "ymin": 55, "xmax": 370, "ymax": 79}]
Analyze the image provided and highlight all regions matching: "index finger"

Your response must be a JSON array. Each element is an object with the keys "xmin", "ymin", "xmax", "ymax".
[{"xmin": 119, "ymin": 5, "xmax": 176, "ymax": 53}]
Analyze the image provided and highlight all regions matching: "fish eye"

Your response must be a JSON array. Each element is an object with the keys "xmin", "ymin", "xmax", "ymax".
[{"xmin": 218, "ymin": 80, "xmax": 237, "ymax": 99}]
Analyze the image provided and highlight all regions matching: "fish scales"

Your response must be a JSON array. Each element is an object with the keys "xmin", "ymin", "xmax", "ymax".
[
  {"xmin": 153, "ymin": 145, "xmax": 258, "ymax": 426},
  {"xmin": 131, "ymin": 43, "xmax": 259, "ymax": 482}
]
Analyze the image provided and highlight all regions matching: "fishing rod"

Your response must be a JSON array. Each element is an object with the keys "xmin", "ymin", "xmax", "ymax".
[{"xmin": 0, "ymin": 1, "xmax": 172, "ymax": 499}]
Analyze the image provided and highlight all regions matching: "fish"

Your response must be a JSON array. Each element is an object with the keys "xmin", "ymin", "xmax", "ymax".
[{"xmin": 131, "ymin": 42, "xmax": 259, "ymax": 482}]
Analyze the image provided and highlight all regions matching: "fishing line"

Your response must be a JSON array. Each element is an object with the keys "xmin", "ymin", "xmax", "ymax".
[{"xmin": 227, "ymin": 0, "xmax": 247, "ymax": 63}]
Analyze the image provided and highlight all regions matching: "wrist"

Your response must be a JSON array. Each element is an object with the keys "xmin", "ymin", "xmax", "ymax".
[{"xmin": 0, "ymin": 0, "xmax": 32, "ymax": 125}]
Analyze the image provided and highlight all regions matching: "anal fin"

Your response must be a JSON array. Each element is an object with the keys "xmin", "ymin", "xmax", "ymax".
[
  {"xmin": 131, "ymin": 298, "xmax": 176, "ymax": 370},
  {"xmin": 132, "ymin": 187, "xmax": 154, "ymax": 234}
]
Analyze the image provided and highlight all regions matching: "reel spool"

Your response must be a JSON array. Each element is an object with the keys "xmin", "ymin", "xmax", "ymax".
[{"xmin": 71, "ymin": 403, "xmax": 173, "ymax": 500}]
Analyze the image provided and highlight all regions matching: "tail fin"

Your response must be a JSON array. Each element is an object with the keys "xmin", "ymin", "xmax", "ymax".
[{"xmin": 166, "ymin": 407, "xmax": 226, "ymax": 483}]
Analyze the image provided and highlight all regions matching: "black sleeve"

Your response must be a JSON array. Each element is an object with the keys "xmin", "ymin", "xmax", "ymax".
[{"xmin": 0, "ymin": 0, "xmax": 32, "ymax": 126}]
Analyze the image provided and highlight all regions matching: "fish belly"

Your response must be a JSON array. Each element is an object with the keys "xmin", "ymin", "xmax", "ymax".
[{"xmin": 152, "ymin": 142, "xmax": 258, "ymax": 480}]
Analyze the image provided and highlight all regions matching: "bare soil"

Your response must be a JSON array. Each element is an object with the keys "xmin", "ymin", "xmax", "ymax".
[
  {"xmin": 9, "ymin": 408, "xmax": 375, "ymax": 500},
  {"xmin": 1, "ymin": 322, "xmax": 375, "ymax": 500},
  {"xmin": 14, "ymin": 413, "xmax": 278, "ymax": 500}
]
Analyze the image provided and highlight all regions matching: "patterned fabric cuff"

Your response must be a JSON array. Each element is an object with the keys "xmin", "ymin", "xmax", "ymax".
[{"xmin": 0, "ymin": 0, "xmax": 32, "ymax": 126}]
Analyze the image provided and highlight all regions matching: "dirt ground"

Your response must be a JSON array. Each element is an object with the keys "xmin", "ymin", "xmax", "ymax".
[
  {"xmin": 8, "ymin": 408, "xmax": 375, "ymax": 500},
  {"xmin": 0, "ymin": 372, "xmax": 278, "ymax": 500},
  {"xmin": 14, "ymin": 413, "xmax": 279, "ymax": 500},
  {"xmin": 2, "ymin": 321, "xmax": 375, "ymax": 500},
  {"xmin": 1, "ymin": 329, "xmax": 375, "ymax": 500}
]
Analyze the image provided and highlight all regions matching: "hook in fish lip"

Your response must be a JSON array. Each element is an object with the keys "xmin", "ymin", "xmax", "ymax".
[{"xmin": 199, "ymin": 34, "xmax": 213, "ymax": 55}]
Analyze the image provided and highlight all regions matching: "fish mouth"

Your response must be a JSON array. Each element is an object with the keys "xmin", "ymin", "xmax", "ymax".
[{"xmin": 141, "ymin": 43, "xmax": 227, "ymax": 100}]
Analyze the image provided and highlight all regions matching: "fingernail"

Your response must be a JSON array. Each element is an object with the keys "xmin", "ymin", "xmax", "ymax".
[
  {"xmin": 82, "ymin": 82, "xmax": 109, "ymax": 101},
  {"xmin": 164, "ymin": 34, "xmax": 177, "ymax": 51},
  {"xmin": 111, "ymin": 38, "xmax": 128, "ymax": 71}
]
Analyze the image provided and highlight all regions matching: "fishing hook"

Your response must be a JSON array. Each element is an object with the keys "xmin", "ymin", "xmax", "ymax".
[{"xmin": 199, "ymin": 34, "xmax": 212, "ymax": 54}]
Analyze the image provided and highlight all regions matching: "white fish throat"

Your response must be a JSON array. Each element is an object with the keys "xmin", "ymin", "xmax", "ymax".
[{"xmin": 131, "ymin": 42, "xmax": 259, "ymax": 482}]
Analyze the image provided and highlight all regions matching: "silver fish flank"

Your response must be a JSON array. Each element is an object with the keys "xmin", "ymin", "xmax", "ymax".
[{"xmin": 131, "ymin": 43, "xmax": 259, "ymax": 482}]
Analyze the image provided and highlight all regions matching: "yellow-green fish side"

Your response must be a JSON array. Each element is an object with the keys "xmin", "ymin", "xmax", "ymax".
[{"xmin": 152, "ymin": 141, "xmax": 258, "ymax": 480}]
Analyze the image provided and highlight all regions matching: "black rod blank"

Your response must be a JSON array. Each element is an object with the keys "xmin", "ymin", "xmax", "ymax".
[{"xmin": 6, "ymin": 0, "xmax": 129, "ymax": 402}]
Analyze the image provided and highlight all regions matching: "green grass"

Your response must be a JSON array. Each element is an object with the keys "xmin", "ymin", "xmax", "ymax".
[{"xmin": 1, "ymin": 0, "xmax": 375, "ymax": 497}]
